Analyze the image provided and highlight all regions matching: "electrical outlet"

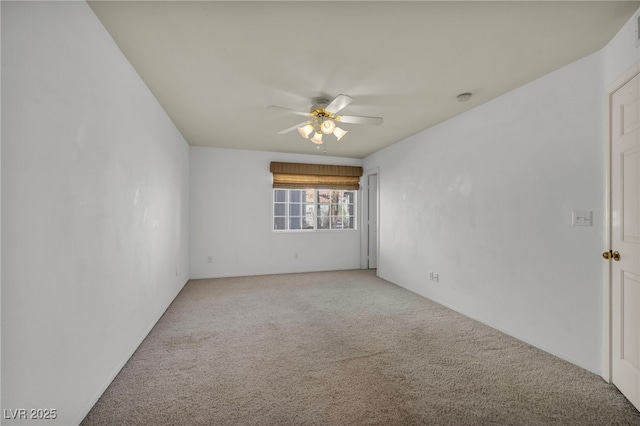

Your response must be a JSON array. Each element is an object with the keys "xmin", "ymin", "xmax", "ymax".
[
  {"xmin": 429, "ymin": 272, "xmax": 434, "ymax": 281},
  {"xmin": 207, "ymin": 256, "xmax": 213, "ymax": 264},
  {"xmin": 293, "ymin": 252, "xmax": 299, "ymax": 260},
  {"xmin": 433, "ymin": 273, "xmax": 439, "ymax": 283}
]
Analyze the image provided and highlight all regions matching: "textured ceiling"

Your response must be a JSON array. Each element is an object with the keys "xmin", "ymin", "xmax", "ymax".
[{"xmin": 89, "ymin": 1, "xmax": 639, "ymax": 158}]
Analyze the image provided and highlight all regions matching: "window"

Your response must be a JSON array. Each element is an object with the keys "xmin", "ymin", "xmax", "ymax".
[
  {"xmin": 270, "ymin": 162, "xmax": 361, "ymax": 232},
  {"xmin": 273, "ymin": 189, "xmax": 356, "ymax": 231}
]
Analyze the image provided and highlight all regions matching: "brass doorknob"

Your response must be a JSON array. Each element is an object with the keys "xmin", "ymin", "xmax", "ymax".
[{"xmin": 603, "ymin": 250, "xmax": 621, "ymax": 261}]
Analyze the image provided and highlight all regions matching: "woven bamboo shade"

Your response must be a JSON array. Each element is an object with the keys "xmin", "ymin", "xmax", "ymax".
[{"xmin": 270, "ymin": 162, "xmax": 363, "ymax": 190}]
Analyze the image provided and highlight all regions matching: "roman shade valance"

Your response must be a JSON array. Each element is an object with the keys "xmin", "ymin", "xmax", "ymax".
[{"xmin": 270, "ymin": 162, "xmax": 363, "ymax": 190}]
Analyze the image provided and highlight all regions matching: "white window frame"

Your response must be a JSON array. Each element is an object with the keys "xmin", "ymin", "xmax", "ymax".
[{"xmin": 273, "ymin": 188, "xmax": 357, "ymax": 232}]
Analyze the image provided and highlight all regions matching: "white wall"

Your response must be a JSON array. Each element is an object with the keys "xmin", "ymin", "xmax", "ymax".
[
  {"xmin": 364, "ymin": 51, "xmax": 606, "ymax": 373},
  {"xmin": 1, "ymin": 2, "xmax": 189, "ymax": 425},
  {"xmin": 362, "ymin": 7, "xmax": 640, "ymax": 375},
  {"xmin": 1, "ymin": 1, "xmax": 4, "ymax": 415},
  {"xmin": 190, "ymin": 147, "xmax": 362, "ymax": 279},
  {"xmin": 603, "ymin": 8, "xmax": 640, "ymax": 86}
]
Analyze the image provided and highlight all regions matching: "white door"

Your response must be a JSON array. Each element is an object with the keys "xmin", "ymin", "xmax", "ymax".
[
  {"xmin": 610, "ymin": 71, "xmax": 640, "ymax": 411},
  {"xmin": 368, "ymin": 174, "xmax": 378, "ymax": 269}
]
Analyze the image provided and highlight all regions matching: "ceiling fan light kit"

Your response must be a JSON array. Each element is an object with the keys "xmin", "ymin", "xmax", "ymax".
[
  {"xmin": 297, "ymin": 123, "xmax": 314, "ymax": 139},
  {"xmin": 333, "ymin": 126, "xmax": 348, "ymax": 141},
  {"xmin": 320, "ymin": 118, "xmax": 336, "ymax": 134},
  {"xmin": 310, "ymin": 131, "xmax": 324, "ymax": 145},
  {"xmin": 268, "ymin": 94, "xmax": 383, "ymax": 147}
]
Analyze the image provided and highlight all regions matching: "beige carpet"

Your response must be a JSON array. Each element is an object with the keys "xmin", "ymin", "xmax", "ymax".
[{"xmin": 82, "ymin": 270, "xmax": 640, "ymax": 425}]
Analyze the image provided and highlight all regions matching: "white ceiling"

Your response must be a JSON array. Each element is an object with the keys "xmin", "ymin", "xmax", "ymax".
[{"xmin": 88, "ymin": 1, "xmax": 639, "ymax": 158}]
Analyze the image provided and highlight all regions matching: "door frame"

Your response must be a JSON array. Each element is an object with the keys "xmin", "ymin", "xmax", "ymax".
[
  {"xmin": 603, "ymin": 62, "xmax": 640, "ymax": 383},
  {"xmin": 360, "ymin": 167, "xmax": 379, "ymax": 270}
]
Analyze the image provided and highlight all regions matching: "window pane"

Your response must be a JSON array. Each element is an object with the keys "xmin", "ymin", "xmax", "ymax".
[
  {"xmin": 304, "ymin": 189, "xmax": 315, "ymax": 202},
  {"xmin": 290, "ymin": 190, "xmax": 302, "ymax": 202},
  {"xmin": 343, "ymin": 191, "xmax": 354, "ymax": 203},
  {"xmin": 317, "ymin": 190, "xmax": 331, "ymax": 203},
  {"xmin": 318, "ymin": 204, "xmax": 329, "ymax": 216},
  {"xmin": 317, "ymin": 204, "xmax": 330, "ymax": 229},
  {"xmin": 331, "ymin": 218, "xmax": 342, "ymax": 229},
  {"xmin": 336, "ymin": 203, "xmax": 353, "ymax": 218},
  {"xmin": 304, "ymin": 205, "xmax": 315, "ymax": 229},
  {"xmin": 274, "ymin": 217, "xmax": 286, "ymax": 230},
  {"xmin": 339, "ymin": 204, "xmax": 354, "ymax": 216},
  {"xmin": 274, "ymin": 203, "xmax": 286, "ymax": 216},
  {"xmin": 274, "ymin": 189, "xmax": 287, "ymax": 202},
  {"xmin": 289, "ymin": 217, "xmax": 301, "ymax": 230},
  {"xmin": 289, "ymin": 203, "xmax": 301, "ymax": 216}
]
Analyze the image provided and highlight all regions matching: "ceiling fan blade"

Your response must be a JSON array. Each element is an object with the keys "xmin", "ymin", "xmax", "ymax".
[
  {"xmin": 338, "ymin": 115, "xmax": 383, "ymax": 125},
  {"xmin": 325, "ymin": 94, "xmax": 353, "ymax": 114},
  {"xmin": 268, "ymin": 105, "xmax": 311, "ymax": 117},
  {"xmin": 277, "ymin": 121, "xmax": 310, "ymax": 134}
]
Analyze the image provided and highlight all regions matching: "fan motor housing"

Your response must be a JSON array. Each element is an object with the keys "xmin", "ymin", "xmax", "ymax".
[{"xmin": 311, "ymin": 98, "xmax": 330, "ymax": 111}]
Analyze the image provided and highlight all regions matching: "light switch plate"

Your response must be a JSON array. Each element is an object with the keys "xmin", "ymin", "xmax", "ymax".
[{"xmin": 572, "ymin": 210, "xmax": 592, "ymax": 227}]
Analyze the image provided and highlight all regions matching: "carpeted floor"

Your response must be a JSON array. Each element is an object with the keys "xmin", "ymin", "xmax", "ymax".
[{"xmin": 82, "ymin": 270, "xmax": 640, "ymax": 425}]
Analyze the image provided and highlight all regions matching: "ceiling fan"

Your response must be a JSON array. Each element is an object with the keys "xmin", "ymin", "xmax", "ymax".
[{"xmin": 268, "ymin": 95, "xmax": 383, "ymax": 145}]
